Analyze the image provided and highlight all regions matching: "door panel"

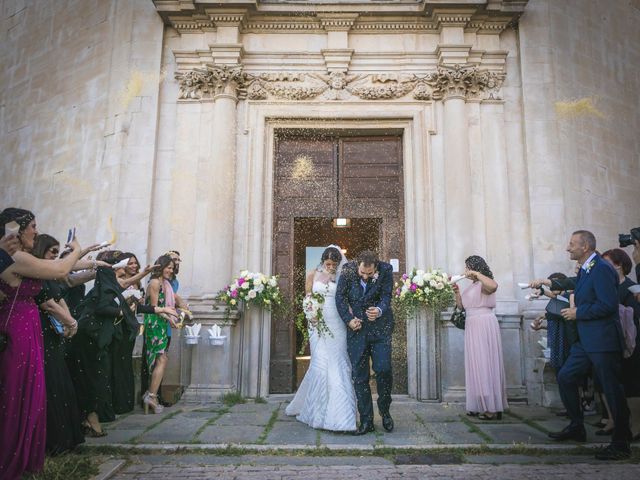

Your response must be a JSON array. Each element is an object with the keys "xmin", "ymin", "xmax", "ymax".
[{"xmin": 271, "ymin": 132, "xmax": 407, "ymax": 394}]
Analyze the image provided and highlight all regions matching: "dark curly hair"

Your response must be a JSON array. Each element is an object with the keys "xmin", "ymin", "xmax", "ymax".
[
  {"xmin": 465, "ymin": 255, "xmax": 494, "ymax": 280},
  {"xmin": 0, "ymin": 207, "xmax": 35, "ymax": 236}
]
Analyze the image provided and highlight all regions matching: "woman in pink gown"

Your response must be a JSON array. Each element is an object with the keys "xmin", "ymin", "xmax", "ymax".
[
  {"xmin": 454, "ymin": 255, "xmax": 508, "ymax": 420},
  {"xmin": 0, "ymin": 208, "xmax": 82, "ymax": 480}
]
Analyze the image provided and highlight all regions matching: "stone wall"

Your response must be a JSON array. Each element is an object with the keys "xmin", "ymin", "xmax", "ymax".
[
  {"xmin": 519, "ymin": 0, "xmax": 640, "ymax": 278},
  {"xmin": 0, "ymin": 0, "xmax": 164, "ymax": 263}
]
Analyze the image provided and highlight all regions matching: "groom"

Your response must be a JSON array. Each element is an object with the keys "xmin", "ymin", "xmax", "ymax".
[{"xmin": 336, "ymin": 250, "xmax": 394, "ymax": 435}]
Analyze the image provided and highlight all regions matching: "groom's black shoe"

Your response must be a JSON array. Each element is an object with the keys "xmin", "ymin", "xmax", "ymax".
[
  {"xmin": 547, "ymin": 424, "xmax": 586, "ymax": 442},
  {"xmin": 381, "ymin": 413, "xmax": 394, "ymax": 432},
  {"xmin": 354, "ymin": 421, "xmax": 375, "ymax": 436}
]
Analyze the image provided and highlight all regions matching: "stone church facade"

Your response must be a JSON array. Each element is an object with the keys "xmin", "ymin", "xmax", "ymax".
[{"xmin": 2, "ymin": 0, "xmax": 639, "ymax": 403}]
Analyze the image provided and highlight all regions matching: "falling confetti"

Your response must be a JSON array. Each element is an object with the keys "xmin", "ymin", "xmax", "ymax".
[
  {"xmin": 554, "ymin": 97, "xmax": 606, "ymax": 119},
  {"xmin": 108, "ymin": 216, "xmax": 117, "ymax": 245},
  {"xmin": 292, "ymin": 155, "xmax": 315, "ymax": 180},
  {"xmin": 118, "ymin": 68, "xmax": 168, "ymax": 110}
]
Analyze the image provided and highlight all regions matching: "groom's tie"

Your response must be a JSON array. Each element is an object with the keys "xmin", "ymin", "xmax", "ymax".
[{"xmin": 360, "ymin": 278, "xmax": 367, "ymax": 294}]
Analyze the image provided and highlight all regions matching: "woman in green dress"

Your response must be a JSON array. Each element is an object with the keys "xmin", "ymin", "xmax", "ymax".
[{"xmin": 143, "ymin": 255, "xmax": 178, "ymax": 414}]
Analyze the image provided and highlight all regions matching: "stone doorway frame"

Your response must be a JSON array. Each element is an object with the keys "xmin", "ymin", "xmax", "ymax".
[{"xmin": 233, "ymin": 101, "xmax": 441, "ymax": 399}]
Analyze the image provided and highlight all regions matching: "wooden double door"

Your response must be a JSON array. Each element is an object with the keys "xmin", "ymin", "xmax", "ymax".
[{"xmin": 270, "ymin": 132, "xmax": 407, "ymax": 394}]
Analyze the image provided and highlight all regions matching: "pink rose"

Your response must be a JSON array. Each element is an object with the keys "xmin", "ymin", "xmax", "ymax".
[{"xmin": 410, "ymin": 284, "xmax": 417, "ymax": 292}]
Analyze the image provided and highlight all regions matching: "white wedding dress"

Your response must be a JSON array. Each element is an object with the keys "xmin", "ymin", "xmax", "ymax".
[{"xmin": 285, "ymin": 278, "xmax": 357, "ymax": 431}]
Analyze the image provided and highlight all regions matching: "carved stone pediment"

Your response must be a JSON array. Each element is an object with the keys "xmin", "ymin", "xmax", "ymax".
[{"xmin": 175, "ymin": 64, "xmax": 505, "ymax": 102}]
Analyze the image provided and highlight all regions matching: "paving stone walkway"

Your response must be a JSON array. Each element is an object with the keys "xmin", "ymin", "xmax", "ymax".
[
  {"xmin": 89, "ymin": 397, "xmax": 639, "ymax": 479},
  {"xmin": 89, "ymin": 396, "xmax": 607, "ymax": 448},
  {"xmin": 109, "ymin": 462, "xmax": 640, "ymax": 480}
]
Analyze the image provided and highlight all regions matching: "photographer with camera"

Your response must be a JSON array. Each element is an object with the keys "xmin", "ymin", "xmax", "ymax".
[{"xmin": 619, "ymin": 228, "xmax": 640, "ymax": 289}]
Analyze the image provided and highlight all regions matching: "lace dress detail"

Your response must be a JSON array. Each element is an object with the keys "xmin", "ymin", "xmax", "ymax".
[{"xmin": 285, "ymin": 278, "xmax": 357, "ymax": 431}]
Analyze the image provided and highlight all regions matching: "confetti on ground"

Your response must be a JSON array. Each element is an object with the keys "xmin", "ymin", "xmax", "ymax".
[{"xmin": 554, "ymin": 97, "xmax": 606, "ymax": 119}]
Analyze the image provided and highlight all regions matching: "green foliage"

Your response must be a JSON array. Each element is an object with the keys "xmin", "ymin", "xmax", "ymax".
[
  {"xmin": 220, "ymin": 391, "xmax": 246, "ymax": 407},
  {"xmin": 23, "ymin": 453, "xmax": 99, "ymax": 480}
]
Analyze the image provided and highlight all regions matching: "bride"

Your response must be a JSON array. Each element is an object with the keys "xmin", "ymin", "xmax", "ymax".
[{"xmin": 285, "ymin": 245, "xmax": 357, "ymax": 431}]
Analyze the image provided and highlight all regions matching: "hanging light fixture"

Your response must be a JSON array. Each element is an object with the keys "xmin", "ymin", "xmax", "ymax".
[{"xmin": 332, "ymin": 218, "xmax": 351, "ymax": 228}]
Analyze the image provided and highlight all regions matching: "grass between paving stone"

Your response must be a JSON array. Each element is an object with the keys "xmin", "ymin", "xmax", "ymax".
[
  {"xmin": 190, "ymin": 406, "xmax": 230, "ymax": 443},
  {"xmin": 81, "ymin": 444, "xmax": 640, "ymax": 462},
  {"xmin": 23, "ymin": 452, "xmax": 100, "ymax": 480},
  {"xmin": 129, "ymin": 408, "xmax": 183, "ymax": 444},
  {"xmin": 257, "ymin": 404, "xmax": 281, "ymax": 444},
  {"xmin": 254, "ymin": 396, "xmax": 268, "ymax": 404},
  {"xmin": 413, "ymin": 412, "xmax": 444, "ymax": 444},
  {"xmin": 220, "ymin": 391, "xmax": 246, "ymax": 406},
  {"xmin": 459, "ymin": 415, "xmax": 493, "ymax": 443},
  {"xmin": 504, "ymin": 410, "xmax": 550, "ymax": 434}
]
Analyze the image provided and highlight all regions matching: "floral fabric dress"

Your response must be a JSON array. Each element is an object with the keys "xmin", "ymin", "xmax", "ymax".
[{"xmin": 143, "ymin": 290, "xmax": 168, "ymax": 371}]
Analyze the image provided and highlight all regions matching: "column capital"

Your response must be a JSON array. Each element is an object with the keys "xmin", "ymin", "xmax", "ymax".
[
  {"xmin": 175, "ymin": 63, "xmax": 248, "ymax": 101},
  {"xmin": 424, "ymin": 64, "xmax": 505, "ymax": 101}
]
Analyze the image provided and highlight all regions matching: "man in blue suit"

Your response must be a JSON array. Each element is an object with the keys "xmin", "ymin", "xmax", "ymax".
[
  {"xmin": 548, "ymin": 230, "xmax": 631, "ymax": 460},
  {"xmin": 336, "ymin": 251, "xmax": 394, "ymax": 435}
]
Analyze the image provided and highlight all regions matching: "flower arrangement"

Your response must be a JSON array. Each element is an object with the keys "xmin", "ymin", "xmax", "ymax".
[
  {"xmin": 294, "ymin": 285, "xmax": 333, "ymax": 354},
  {"xmin": 394, "ymin": 268, "xmax": 455, "ymax": 313},
  {"xmin": 216, "ymin": 270, "xmax": 283, "ymax": 313}
]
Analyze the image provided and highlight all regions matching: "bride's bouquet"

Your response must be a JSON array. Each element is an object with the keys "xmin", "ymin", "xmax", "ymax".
[
  {"xmin": 215, "ymin": 270, "xmax": 283, "ymax": 314},
  {"xmin": 295, "ymin": 287, "xmax": 333, "ymax": 354},
  {"xmin": 394, "ymin": 268, "xmax": 454, "ymax": 313}
]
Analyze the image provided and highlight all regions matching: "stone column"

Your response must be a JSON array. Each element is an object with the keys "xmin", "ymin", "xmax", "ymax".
[
  {"xmin": 442, "ymin": 83, "xmax": 473, "ymax": 272},
  {"xmin": 480, "ymin": 100, "xmax": 514, "ymax": 295},
  {"xmin": 407, "ymin": 309, "xmax": 439, "ymax": 400},
  {"xmin": 177, "ymin": 65, "xmax": 246, "ymax": 295}
]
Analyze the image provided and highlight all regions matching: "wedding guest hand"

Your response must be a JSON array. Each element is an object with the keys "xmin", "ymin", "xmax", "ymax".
[
  {"xmin": 530, "ymin": 315, "xmax": 545, "ymax": 330},
  {"xmin": 465, "ymin": 270, "xmax": 478, "ymax": 281},
  {"xmin": 529, "ymin": 279, "xmax": 551, "ymax": 289},
  {"xmin": 560, "ymin": 307, "xmax": 577, "ymax": 321},
  {"xmin": 0, "ymin": 234, "xmax": 20, "ymax": 256}
]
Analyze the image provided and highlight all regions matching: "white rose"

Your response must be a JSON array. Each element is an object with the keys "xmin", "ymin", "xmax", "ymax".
[
  {"xmin": 416, "ymin": 269, "xmax": 425, "ymax": 277},
  {"xmin": 242, "ymin": 282, "xmax": 250, "ymax": 290},
  {"xmin": 248, "ymin": 290, "xmax": 257, "ymax": 299},
  {"xmin": 436, "ymin": 282, "xmax": 444, "ymax": 290},
  {"xmin": 269, "ymin": 277, "xmax": 278, "ymax": 287},
  {"xmin": 429, "ymin": 280, "xmax": 437, "ymax": 287},
  {"xmin": 414, "ymin": 277, "xmax": 425, "ymax": 287},
  {"xmin": 255, "ymin": 284, "xmax": 265, "ymax": 293},
  {"xmin": 240, "ymin": 270, "xmax": 248, "ymax": 277}
]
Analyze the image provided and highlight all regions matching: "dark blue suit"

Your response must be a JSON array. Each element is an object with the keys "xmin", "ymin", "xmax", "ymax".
[
  {"xmin": 336, "ymin": 261, "xmax": 394, "ymax": 424},
  {"xmin": 557, "ymin": 254, "xmax": 631, "ymax": 444}
]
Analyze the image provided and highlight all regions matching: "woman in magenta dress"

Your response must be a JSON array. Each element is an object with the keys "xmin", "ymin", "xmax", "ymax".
[
  {"xmin": 0, "ymin": 208, "xmax": 82, "ymax": 480},
  {"xmin": 453, "ymin": 255, "xmax": 508, "ymax": 420}
]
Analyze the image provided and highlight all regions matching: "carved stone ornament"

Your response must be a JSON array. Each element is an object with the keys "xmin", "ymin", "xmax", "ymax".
[
  {"xmin": 175, "ymin": 64, "xmax": 248, "ymax": 100},
  {"xmin": 176, "ymin": 64, "xmax": 504, "ymax": 102}
]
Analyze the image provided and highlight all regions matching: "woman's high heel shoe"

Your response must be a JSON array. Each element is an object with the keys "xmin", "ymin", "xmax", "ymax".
[
  {"xmin": 478, "ymin": 412, "xmax": 503, "ymax": 421},
  {"xmin": 143, "ymin": 391, "xmax": 164, "ymax": 415}
]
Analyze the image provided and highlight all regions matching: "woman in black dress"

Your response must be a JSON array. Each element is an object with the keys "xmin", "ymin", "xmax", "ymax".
[
  {"xmin": 111, "ymin": 252, "xmax": 154, "ymax": 414},
  {"xmin": 602, "ymin": 248, "xmax": 640, "ymax": 440},
  {"xmin": 32, "ymin": 234, "xmax": 85, "ymax": 454}
]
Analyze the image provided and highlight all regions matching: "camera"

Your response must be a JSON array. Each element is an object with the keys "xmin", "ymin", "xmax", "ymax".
[{"xmin": 618, "ymin": 227, "xmax": 640, "ymax": 248}]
